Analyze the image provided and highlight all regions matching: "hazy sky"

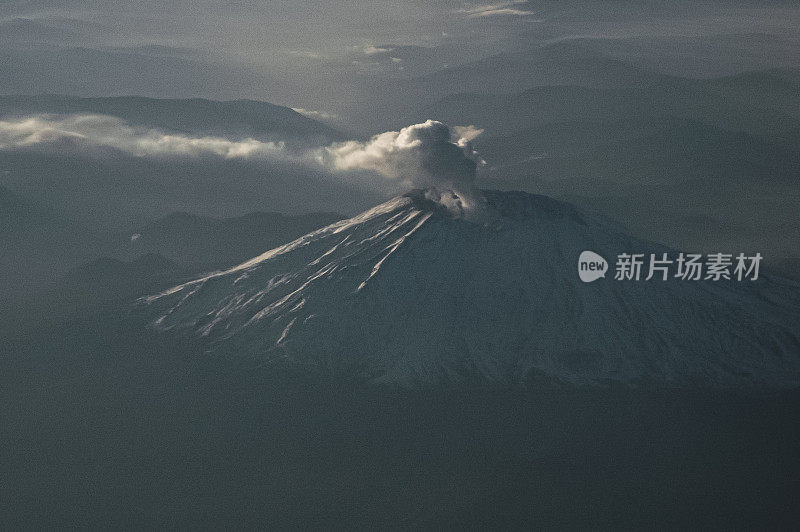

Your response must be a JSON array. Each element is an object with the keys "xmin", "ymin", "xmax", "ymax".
[
  {"xmin": 2, "ymin": 0, "xmax": 798, "ymax": 126},
  {"xmin": 1, "ymin": 0, "xmax": 799, "ymax": 271}
]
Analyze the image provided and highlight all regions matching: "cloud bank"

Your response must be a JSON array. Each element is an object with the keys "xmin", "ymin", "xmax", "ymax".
[
  {"xmin": 323, "ymin": 120, "xmax": 485, "ymax": 216},
  {"xmin": 0, "ymin": 114, "xmax": 485, "ymax": 215},
  {"xmin": 0, "ymin": 114, "xmax": 291, "ymax": 160},
  {"xmin": 325, "ymin": 120, "xmax": 479, "ymax": 183}
]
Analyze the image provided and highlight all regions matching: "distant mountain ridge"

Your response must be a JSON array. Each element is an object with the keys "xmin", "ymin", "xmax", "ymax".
[
  {"xmin": 411, "ymin": 41, "xmax": 674, "ymax": 96},
  {"xmin": 425, "ymin": 68, "xmax": 800, "ymax": 137},
  {"xmin": 0, "ymin": 185, "xmax": 100, "ymax": 299},
  {"xmin": 117, "ymin": 210, "xmax": 345, "ymax": 270},
  {"xmin": 1, "ymin": 179, "xmax": 346, "ymax": 300}
]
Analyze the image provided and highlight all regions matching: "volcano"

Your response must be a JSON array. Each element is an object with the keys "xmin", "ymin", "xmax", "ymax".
[{"xmin": 142, "ymin": 190, "xmax": 800, "ymax": 387}]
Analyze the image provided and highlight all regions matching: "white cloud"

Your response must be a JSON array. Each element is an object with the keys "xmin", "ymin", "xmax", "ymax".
[
  {"xmin": 362, "ymin": 44, "xmax": 393, "ymax": 55},
  {"xmin": 291, "ymin": 107, "xmax": 338, "ymax": 121},
  {"xmin": 460, "ymin": 1, "xmax": 535, "ymax": 18},
  {"xmin": 324, "ymin": 120, "xmax": 481, "ymax": 182},
  {"xmin": 451, "ymin": 125, "xmax": 484, "ymax": 143},
  {"xmin": 322, "ymin": 120, "xmax": 486, "ymax": 216},
  {"xmin": 0, "ymin": 114, "xmax": 485, "ymax": 215},
  {"xmin": 0, "ymin": 114, "xmax": 290, "ymax": 160}
]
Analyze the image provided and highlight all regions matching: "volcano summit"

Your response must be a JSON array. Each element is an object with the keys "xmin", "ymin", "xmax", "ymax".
[{"xmin": 142, "ymin": 189, "xmax": 800, "ymax": 387}]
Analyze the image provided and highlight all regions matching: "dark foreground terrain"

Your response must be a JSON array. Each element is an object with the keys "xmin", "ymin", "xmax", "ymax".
[{"xmin": 2, "ymin": 302, "xmax": 800, "ymax": 529}]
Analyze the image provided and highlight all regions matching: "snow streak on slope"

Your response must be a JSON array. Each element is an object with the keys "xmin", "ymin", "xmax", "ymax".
[{"xmin": 142, "ymin": 190, "xmax": 800, "ymax": 387}]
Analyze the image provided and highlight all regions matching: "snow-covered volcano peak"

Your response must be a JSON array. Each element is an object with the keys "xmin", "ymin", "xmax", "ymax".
[
  {"xmin": 402, "ymin": 186, "xmax": 484, "ymax": 220},
  {"xmin": 403, "ymin": 186, "xmax": 587, "ymax": 223},
  {"xmin": 140, "ymin": 190, "xmax": 800, "ymax": 387}
]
